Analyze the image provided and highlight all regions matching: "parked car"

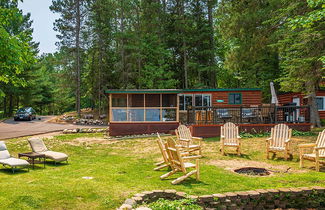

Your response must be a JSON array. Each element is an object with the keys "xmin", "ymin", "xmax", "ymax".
[{"xmin": 14, "ymin": 107, "xmax": 36, "ymax": 121}]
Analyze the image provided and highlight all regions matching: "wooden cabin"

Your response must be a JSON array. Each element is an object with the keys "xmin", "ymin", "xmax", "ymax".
[
  {"xmin": 278, "ymin": 90, "xmax": 325, "ymax": 120},
  {"xmin": 105, "ymin": 88, "xmax": 262, "ymax": 136}
]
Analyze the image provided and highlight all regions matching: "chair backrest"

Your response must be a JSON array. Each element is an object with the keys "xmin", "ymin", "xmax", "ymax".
[
  {"xmin": 0, "ymin": 141, "xmax": 10, "ymax": 160},
  {"xmin": 315, "ymin": 130, "xmax": 325, "ymax": 156},
  {"xmin": 28, "ymin": 138, "xmax": 48, "ymax": 152},
  {"xmin": 166, "ymin": 138, "xmax": 186, "ymax": 173},
  {"xmin": 176, "ymin": 125, "xmax": 192, "ymax": 140},
  {"xmin": 270, "ymin": 124, "xmax": 292, "ymax": 148},
  {"xmin": 216, "ymin": 109, "xmax": 230, "ymax": 117},
  {"xmin": 157, "ymin": 133, "xmax": 169, "ymax": 164},
  {"xmin": 221, "ymin": 122, "xmax": 239, "ymax": 144}
]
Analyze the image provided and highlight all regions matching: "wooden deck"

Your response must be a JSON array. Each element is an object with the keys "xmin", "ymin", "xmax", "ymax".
[{"xmin": 189, "ymin": 123, "xmax": 312, "ymax": 138}]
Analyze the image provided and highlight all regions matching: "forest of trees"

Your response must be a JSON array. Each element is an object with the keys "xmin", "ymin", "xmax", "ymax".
[{"xmin": 0, "ymin": 0, "xmax": 324, "ymax": 125}]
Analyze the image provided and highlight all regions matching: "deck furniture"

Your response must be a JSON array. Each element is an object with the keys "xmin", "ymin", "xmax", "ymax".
[
  {"xmin": 220, "ymin": 122, "xmax": 241, "ymax": 155},
  {"xmin": 161, "ymin": 138, "xmax": 200, "ymax": 184},
  {"xmin": 18, "ymin": 152, "xmax": 46, "ymax": 169},
  {"xmin": 216, "ymin": 108, "xmax": 232, "ymax": 123},
  {"xmin": 155, "ymin": 133, "xmax": 171, "ymax": 171},
  {"xmin": 175, "ymin": 125, "xmax": 202, "ymax": 155},
  {"xmin": 0, "ymin": 141, "xmax": 30, "ymax": 173},
  {"xmin": 28, "ymin": 138, "xmax": 68, "ymax": 164},
  {"xmin": 266, "ymin": 124, "xmax": 292, "ymax": 160},
  {"xmin": 299, "ymin": 130, "xmax": 325, "ymax": 171}
]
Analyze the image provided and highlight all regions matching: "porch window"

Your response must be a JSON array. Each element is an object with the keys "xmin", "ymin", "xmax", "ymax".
[
  {"xmin": 229, "ymin": 93, "xmax": 242, "ymax": 105},
  {"xmin": 179, "ymin": 94, "xmax": 193, "ymax": 110},
  {"xmin": 195, "ymin": 94, "xmax": 211, "ymax": 107},
  {"xmin": 110, "ymin": 93, "xmax": 178, "ymax": 122},
  {"xmin": 179, "ymin": 94, "xmax": 211, "ymax": 110},
  {"xmin": 316, "ymin": 97, "xmax": 325, "ymax": 111}
]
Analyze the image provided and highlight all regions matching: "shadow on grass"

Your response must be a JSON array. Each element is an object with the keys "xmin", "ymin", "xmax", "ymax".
[
  {"xmin": 0, "ymin": 168, "xmax": 29, "ymax": 174},
  {"xmin": 204, "ymin": 137, "xmax": 220, "ymax": 142},
  {"xmin": 226, "ymin": 153, "xmax": 252, "ymax": 160}
]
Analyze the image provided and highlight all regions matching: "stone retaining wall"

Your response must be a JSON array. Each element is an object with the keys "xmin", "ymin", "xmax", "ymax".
[{"xmin": 118, "ymin": 186, "xmax": 325, "ymax": 210}]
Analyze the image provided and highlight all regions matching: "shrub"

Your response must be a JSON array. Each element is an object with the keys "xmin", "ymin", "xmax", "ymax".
[{"xmin": 145, "ymin": 198, "xmax": 202, "ymax": 210}]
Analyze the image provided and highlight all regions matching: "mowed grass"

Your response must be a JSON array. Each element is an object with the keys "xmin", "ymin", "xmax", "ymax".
[{"xmin": 1, "ymin": 133, "xmax": 325, "ymax": 209}]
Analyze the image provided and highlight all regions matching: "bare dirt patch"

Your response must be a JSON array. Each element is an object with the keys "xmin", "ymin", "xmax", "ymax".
[
  {"xmin": 64, "ymin": 137, "xmax": 119, "ymax": 146},
  {"xmin": 207, "ymin": 159, "xmax": 306, "ymax": 174}
]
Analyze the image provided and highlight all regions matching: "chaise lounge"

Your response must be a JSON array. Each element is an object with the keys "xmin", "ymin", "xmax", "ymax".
[
  {"xmin": 28, "ymin": 138, "xmax": 68, "ymax": 164},
  {"xmin": 0, "ymin": 141, "xmax": 30, "ymax": 173}
]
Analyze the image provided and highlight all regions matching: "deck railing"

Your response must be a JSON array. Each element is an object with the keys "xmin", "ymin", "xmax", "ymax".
[{"xmin": 187, "ymin": 105, "xmax": 310, "ymax": 125}]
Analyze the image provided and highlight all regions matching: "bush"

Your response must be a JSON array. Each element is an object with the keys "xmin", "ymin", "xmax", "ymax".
[
  {"xmin": 321, "ymin": 119, "xmax": 325, "ymax": 127},
  {"xmin": 145, "ymin": 198, "xmax": 202, "ymax": 210}
]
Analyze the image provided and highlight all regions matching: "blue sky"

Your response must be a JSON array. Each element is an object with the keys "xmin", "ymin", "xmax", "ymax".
[{"xmin": 18, "ymin": 0, "xmax": 59, "ymax": 54}]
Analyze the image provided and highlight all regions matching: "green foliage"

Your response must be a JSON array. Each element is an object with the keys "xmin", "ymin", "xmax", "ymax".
[
  {"xmin": 0, "ymin": 2, "xmax": 36, "ymax": 96},
  {"xmin": 240, "ymin": 129, "xmax": 317, "ymax": 138},
  {"xmin": 240, "ymin": 132, "xmax": 270, "ymax": 138},
  {"xmin": 145, "ymin": 198, "xmax": 201, "ymax": 210},
  {"xmin": 292, "ymin": 129, "xmax": 317, "ymax": 136}
]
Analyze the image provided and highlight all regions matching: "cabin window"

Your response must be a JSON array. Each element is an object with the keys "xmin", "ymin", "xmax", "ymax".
[
  {"xmin": 195, "ymin": 94, "xmax": 211, "ymax": 107},
  {"xmin": 112, "ymin": 94, "xmax": 127, "ymax": 107},
  {"xmin": 179, "ymin": 94, "xmax": 211, "ymax": 110},
  {"xmin": 110, "ymin": 93, "xmax": 178, "ymax": 122},
  {"xmin": 179, "ymin": 94, "xmax": 193, "ymax": 110},
  {"xmin": 316, "ymin": 97, "xmax": 325, "ymax": 111},
  {"xmin": 228, "ymin": 93, "xmax": 242, "ymax": 105}
]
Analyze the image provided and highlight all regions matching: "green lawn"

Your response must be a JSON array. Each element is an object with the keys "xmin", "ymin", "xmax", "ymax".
[{"xmin": 1, "ymin": 133, "xmax": 325, "ymax": 209}]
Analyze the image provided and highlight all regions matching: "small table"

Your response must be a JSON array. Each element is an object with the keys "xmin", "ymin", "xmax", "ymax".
[{"xmin": 18, "ymin": 152, "xmax": 46, "ymax": 169}]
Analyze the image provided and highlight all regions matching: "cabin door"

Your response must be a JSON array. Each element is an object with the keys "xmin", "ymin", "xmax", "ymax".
[{"xmin": 292, "ymin": 97, "xmax": 300, "ymax": 121}]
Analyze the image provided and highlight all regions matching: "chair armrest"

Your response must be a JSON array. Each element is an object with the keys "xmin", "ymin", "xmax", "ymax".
[
  {"xmin": 183, "ymin": 155, "xmax": 201, "ymax": 160},
  {"xmin": 298, "ymin": 143, "xmax": 316, "ymax": 148},
  {"xmin": 220, "ymin": 135, "xmax": 225, "ymax": 139},
  {"xmin": 237, "ymin": 136, "xmax": 241, "ymax": 139},
  {"xmin": 266, "ymin": 137, "xmax": 272, "ymax": 142},
  {"xmin": 179, "ymin": 138, "xmax": 191, "ymax": 142},
  {"xmin": 285, "ymin": 139, "xmax": 291, "ymax": 143},
  {"xmin": 315, "ymin": 147, "xmax": 325, "ymax": 150},
  {"xmin": 192, "ymin": 137, "xmax": 202, "ymax": 141}
]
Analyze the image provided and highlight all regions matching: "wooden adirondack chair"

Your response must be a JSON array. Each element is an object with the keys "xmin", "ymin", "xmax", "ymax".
[
  {"xmin": 220, "ymin": 122, "xmax": 241, "ymax": 155},
  {"xmin": 266, "ymin": 124, "xmax": 292, "ymax": 160},
  {"xmin": 175, "ymin": 125, "xmax": 202, "ymax": 155},
  {"xmin": 154, "ymin": 133, "xmax": 170, "ymax": 171},
  {"xmin": 161, "ymin": 138, "xmax": 200, "ymax": 185},
  {"xmin": 299, "ymin": 130, "xmax": 325, "ymax": 171}
]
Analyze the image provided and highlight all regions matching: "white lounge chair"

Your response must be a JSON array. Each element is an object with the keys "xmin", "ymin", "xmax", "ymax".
[
  {"xmin": 0, "ymin": 141, "xmax": 30, "ymax": 173},
  {"xmin": 28, "ymin": 138, "xmax": 68, "ymax": 164}
]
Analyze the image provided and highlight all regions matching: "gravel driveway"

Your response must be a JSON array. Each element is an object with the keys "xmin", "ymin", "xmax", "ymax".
[{"xmin": 0, "ymin": 116, "xmax": 106, "ymax": 140}]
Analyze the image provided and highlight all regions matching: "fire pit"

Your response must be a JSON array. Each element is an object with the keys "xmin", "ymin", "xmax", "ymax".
[{"xmin": 234, "ymin": 167, "xmax": 270, "ymax": 176}]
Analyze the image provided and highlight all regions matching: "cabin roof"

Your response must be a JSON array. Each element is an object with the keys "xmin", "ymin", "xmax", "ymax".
[{"xmin": 105, "ymin": 88, "xmax": 261, "ymax": 94}]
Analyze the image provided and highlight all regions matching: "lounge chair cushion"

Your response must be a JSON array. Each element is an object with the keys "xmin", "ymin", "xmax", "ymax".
[
  {"xmin": 28, "ymin": 138, "xmax": 48, "ymax": 152},
  {"xmin": 0, "ymin": 141, "xmax": 10, "ymax": 160},
  {"xmin": 40, "ymin": 151, "xmax": 68, "ymax": 162},
  {"xmin": 0, "ymin": 157, "xmax": 29, "ymax": 167}
]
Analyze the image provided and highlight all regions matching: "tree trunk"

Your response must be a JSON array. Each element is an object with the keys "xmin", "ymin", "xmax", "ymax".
[
  {"xmin": 3, "ymin": 96, "xmax": 7, "ymax": 117},
  {"xmin": 9, "ymin": 94, "xmax": 13, "ymax": 117},
  {"xmin": 76, "ymin": 0, "xmax": 81, "ymax": 117},
  {"xmin": 120, "ymin": 0, "xmax": 126, "ymax": 87},
  {"xmin": 307, "ymin": 90, "xmax": 321, "ymax": 127},
  {"xmin": 207, "ymin": 0, "xmax": 216, "ymax": 88},
  {"xmin": 180, "ymin": 0, "xmax": 188, "ymax": 89}
]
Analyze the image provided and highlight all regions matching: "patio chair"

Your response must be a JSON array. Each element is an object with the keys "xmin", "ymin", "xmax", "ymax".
[
  {"xmin": 266, "ymin": 124, "xmax": 292, "ymax": 160},
  {"xmin": 155, "ymin": 133, "xmax": 171, "ymax": 171},
  {"xmin": 28, "ymin": 138, "xmax": 68, "ymax": 164},
  {"xmin": 161, "ymin": 138, "xmax": 200, "ymax": 184},
  {"xmin": 175, "ymin": 125, "xmax": 202, "ymax": 155},
  {"xmin": 220, "ymin": 122, "xmax": 241, "ymax": 156},
  {"xmin": 0, "ymin": 141, "xmax": 29, "ymax": 173},
  {"xmin": 299, "ymin": 130, "xmax": 325, "ymax": 171}
]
